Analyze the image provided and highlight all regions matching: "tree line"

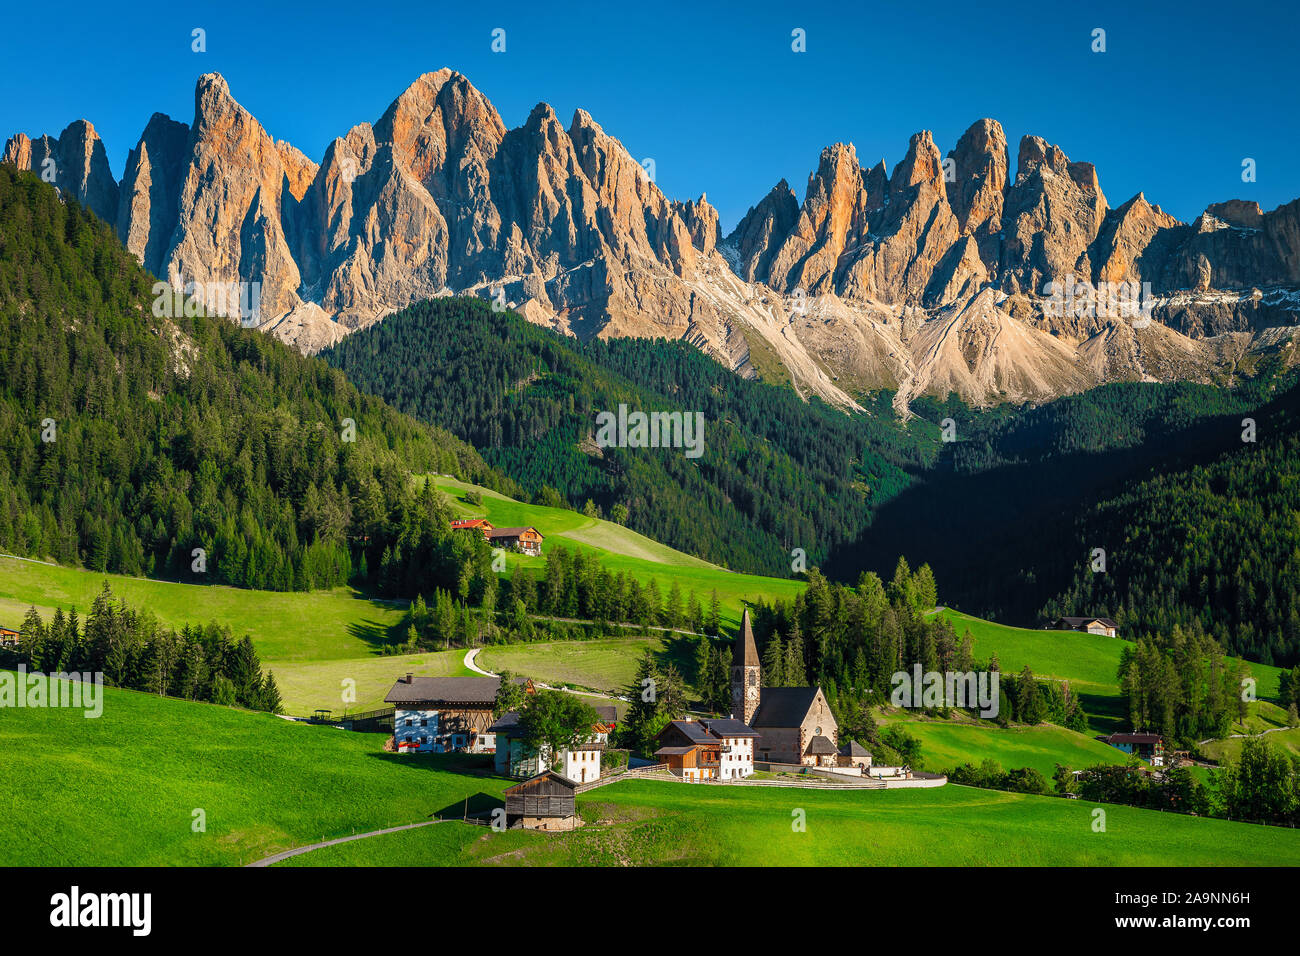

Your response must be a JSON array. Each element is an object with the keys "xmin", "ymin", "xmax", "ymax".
[{"xmin": 10, "ymin": 583, "xmax": 281, "ymax": 713}]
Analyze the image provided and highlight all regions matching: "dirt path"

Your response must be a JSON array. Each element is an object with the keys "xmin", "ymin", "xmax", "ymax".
[{"xmin": 245, "ymin": 820, "xmax": 444, "ymax": 867}]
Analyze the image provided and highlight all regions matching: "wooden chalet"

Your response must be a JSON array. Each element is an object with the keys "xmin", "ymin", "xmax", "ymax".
[
  {"xmin": 1051, "ymin": 615, "xmax": 1119, "ymax": 638},
  {"xmin": 654, "ymin": 720, "xmax": 723, "ymax": 781},
  {"xmin": 503, "ymin": 770, "xmax": 579, "ymax": 830},
  {"xmin": 385, "ymin": 674, "xmax": 532, "ymax": 754},
  {"xmin": 486, "ymin": 526, "xmax": 544, "ymax": 557},
  {"xmin": 0, "ymin": 625, "xmax": 19, "ymax": 648},
  {"xmin": 450, "ymin": 518, "xmax": 494, "ymax": 541}
]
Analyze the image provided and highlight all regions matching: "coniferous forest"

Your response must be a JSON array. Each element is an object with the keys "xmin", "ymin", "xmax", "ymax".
[
  {"xmin": 322, "ymin": 297, "xmax": 940, "ymax": 575},
  {"xmin": 0, "ymin": 166, "xmax": 512, "ymax": 600}
]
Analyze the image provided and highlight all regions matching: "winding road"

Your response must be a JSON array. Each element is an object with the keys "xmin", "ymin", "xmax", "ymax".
[{"xmin": 464, "ymin": 648, "xmax": 628, "ymax": 702}]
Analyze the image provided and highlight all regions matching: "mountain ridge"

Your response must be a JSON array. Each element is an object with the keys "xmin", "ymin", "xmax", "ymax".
[{"xmin": 7, "ymin": 69, "xmax": 1300, "ymax": 411}]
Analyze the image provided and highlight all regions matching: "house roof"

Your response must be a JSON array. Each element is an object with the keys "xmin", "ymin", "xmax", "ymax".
[
  {"xmin": 450, "ymin": 518, "xmax": 493, "ymax": 529},
  {"xmin": 805, "ymin": 735, "xmax": 839, "ymax": 756},
  {"xmin": 733, "ymin": 608, "xmax": 760, "ymax": 669},
  {"xmin": 503, "ymin": 769, "xmax": 577, "ymax": 796},
  {"xmin": 487, "ymin": 526, "xmax": 543, "ymax": 539},
  {"xmin": 839, "ymin": 740, "xmax": 872, "ymax": 758},
  {"xmin": 593, "ymin": 704, "xmax": 618, "ymax": 725},
  {"xmin": 1056, "ymin": 615, "xmax": 1119, "ymax": 628},
  {"xmin": 659, "ymin": 719, "xmax": 717, "ymax": 745},
  {"xmin": 486, "ymin": 711, "xmax": 522, "ymax": 734},
  {"xmin": 750, "ymin": 687, "xmax": 822, "ymax": 728},
  {"xmin": 385, "ymin": 675, "xmax": 503, "ymax": 705},
  {"xmin": 699, "ymin": 717, "xmax": 758, "ymax": 738},
  {"xmin": 1106, "ymin": 733, "xmax": 1163, "ymax": 745},
  {"xmin": 654, "ymin": 745, "xmax": 704, "ymax": 756}
]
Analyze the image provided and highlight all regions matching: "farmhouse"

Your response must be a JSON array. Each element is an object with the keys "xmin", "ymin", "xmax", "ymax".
[
  {"xmin": 490, "ymin": 702, "xmax": 617, "ymax": 782},
  {"xmin": 486, "ymin": 526, "xmax": 544, "ymax": 557},
  {"xmin": 385, "ymin": 674, "xmax": 532, "ymax": 754},
  {"xmin": 1103, "ymin": 732, "xmax": 1165, "ymax": 766},
  {"xmin": 1051, "ymin": 615, "xmax": 1119, "ymax": 638},
  {"xmin": 654, "ymin": 717, "xmax": 757, "ymax": 780},
  {"xmin": 731, "ymin": 609, "xmax": 840, "ymax": 766},
  {"xmin": 503, "ymin": 770, "xmax": 579, "ymax": 831},
  {"xmin": 0, "ymin": 625, "xmax": 19, "ymax": 647},
  {"xmin": 450, "ymin": 518, "xmax": 494, "ymax": 539}
]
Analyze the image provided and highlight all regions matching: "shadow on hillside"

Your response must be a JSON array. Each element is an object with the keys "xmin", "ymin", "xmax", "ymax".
[
  {"xmin": 347, "ymin": 618, "xmax": 406, "ymax": 655},
  {"xmin": 824, "ymin": 405, "xmax": 1264, "ymax": 626},
  {"xmin": 366, "ymin": 751, "xmax": 497, "ymax": 777},
  {"xmin": 432, "ymin": 792, "xmax": 504, "ymax": 819},
  {"xmin": 1078, "ymin": 692, "xmax": 1128, "ymax": 736}
]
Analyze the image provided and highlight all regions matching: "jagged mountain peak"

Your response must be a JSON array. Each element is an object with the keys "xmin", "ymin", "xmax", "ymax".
[{"xmin": 5, "ymin": 79, "xmax": 1300, "ymax": 413}]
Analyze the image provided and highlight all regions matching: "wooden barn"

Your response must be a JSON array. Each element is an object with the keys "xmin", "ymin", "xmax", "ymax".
[
  {"xmin": 486, "ymin": 526, "xmax": 544, "ymax": 557},
  {"xmin": 503, "ymin": 770, "xmax": 579, "ymax": 831}
]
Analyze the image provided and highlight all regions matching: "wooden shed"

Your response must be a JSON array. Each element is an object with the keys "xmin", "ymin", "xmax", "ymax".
[{"xmin": 503, "ymin": 770, "xmax": 579, "ymax": 831}]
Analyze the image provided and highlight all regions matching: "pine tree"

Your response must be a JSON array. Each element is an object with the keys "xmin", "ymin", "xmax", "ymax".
[{"xmin": 763, "ymin": 632, "xmax": 785, "ymax": 687}]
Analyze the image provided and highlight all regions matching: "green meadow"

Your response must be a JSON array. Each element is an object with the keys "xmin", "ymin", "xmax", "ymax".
[
  {"xmin": 0, "ymin": 555, "xmax": 405, "ymax": 663},
  {"xmin": 428, "ymin": 475, "xmax": 806, "ymax": 627},
  {"xmin": 6, "ymin": 679, "xmax": 1298, "ymax": 868},
  {"xmin": 0, "ymin": 678, "xmax": 509, "ymax": 866},
  {"xmin": 476, "ymin": 636, "xmax": 701, "ymax": 697},
  {"xmin": 878, "ymin": 713, "xmax": 1136, "ymax": 777},
  {"xmin": 272, "ymin": 649, "xmax": 474, "ymax": 716},
  {"xmin": 279, "ymin": 779, "xmax": 1300, "ymax": 867},
  {"xmin": 939, "ymin": 609, "xmax": 1286, "ymax": 735}
]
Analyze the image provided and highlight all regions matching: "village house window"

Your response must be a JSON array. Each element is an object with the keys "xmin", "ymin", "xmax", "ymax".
[{"xmin": 405, "ymin": 718, "xmax": 413, "ymax": 726}]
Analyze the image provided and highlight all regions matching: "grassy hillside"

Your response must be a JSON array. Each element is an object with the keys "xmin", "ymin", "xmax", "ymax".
[
  {"xmin": 279, "ymin": 779, "xmax": 1300, "ymax": 867},
  {"xmin": 0, "ymin": 555, "xmax": 407, "ymax": 663},
  {"xmin": 878, "ymin": 713, "xmax": 1137, "ymax": 777},
  {"xmin": 7, "ymin": 679, "xmax": 1298, "ymax": 868},
  {"xmin": 476, "ymin": 636, "xmax": 699, "ymax": 698},
  {"xmin": 0, "ymin": 678, "xmax": 508, "ymax": 866},
  {"xmin": 939, "ymin": 608, "xmax": 1286, "ymax": 735},
  {"xmin": 430, "ymin": 475, "xmax": 806, "ymax": 629}
]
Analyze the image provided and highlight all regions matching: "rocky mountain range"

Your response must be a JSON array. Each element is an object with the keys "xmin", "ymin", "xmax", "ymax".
[{"xmin": 7, "ymin": 70, "xmax": 1300, "ymax": 412}]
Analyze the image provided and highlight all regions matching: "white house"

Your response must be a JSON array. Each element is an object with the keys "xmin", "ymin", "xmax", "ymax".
[
  {"xmin": 489, "ymin": 704, "xmax": 617, "ymax": 781},
  {"xmin": 699, "ymin": 717, "xmax": 757, "ymax": 780},
  {"xmin": 653, "ymin": 717, "xmax": 758, "ymax": 781}
]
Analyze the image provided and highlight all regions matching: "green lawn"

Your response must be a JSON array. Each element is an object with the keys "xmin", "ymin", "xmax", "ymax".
[
  {"xmin": 476, "ymin": 636, "xmax": 703, "ymax": 697},
  {"xmin": 0, "ymin": 677, "xmax": 508, "ymax": 866},
  {"xmin": 272, "ymin": 649, "xmax": 474, "ymax": 717},
  {"xmin": 9, "ymin": 676, "xmax": 1298, "ymax": 868},
  {"xmin": 0, "ymin": 555, "xmax": 406, "ymax": 664},
  {"xmin": 278, "ymin": 778, "xmax": 1300, "ymax": 867},
  {"xmin": 879, "ymin": 713, "xmax": 1136, "ymax": 777},
  {"xmin": 940, "ymin": 609, "xmax": 1286, "ymax": 735},
  {"xmin": 429, "ymin": 476, "xmax": 806, "ymax": 629}
]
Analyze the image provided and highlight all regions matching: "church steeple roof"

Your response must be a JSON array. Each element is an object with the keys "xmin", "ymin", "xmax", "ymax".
[{"xmin": 733, "ymin": 608, "xmax": 760, "ymax": 668}]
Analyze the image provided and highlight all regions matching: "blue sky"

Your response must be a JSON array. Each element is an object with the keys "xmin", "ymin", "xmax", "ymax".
[{"xmin": 2, "ymin": 0, "xmax": 1296, "ymax": 229}]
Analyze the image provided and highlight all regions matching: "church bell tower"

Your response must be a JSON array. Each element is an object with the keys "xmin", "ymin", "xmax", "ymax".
[{"xmin": 731, "ymin": 608, "xmax": 761, "ymax": 724}]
